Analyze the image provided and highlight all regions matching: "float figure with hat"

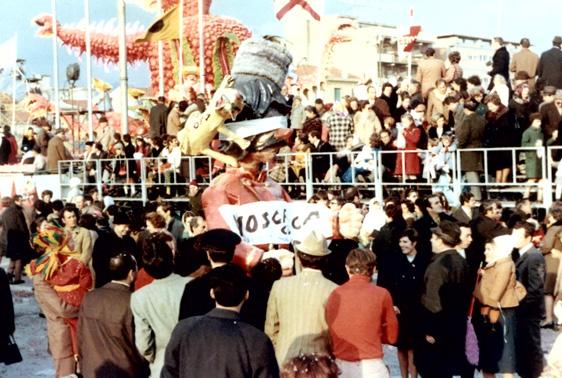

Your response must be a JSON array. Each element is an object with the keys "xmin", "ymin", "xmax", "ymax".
[{"xmin": 190, "ymin": 35, "xmax": 296, "ymax": 269}]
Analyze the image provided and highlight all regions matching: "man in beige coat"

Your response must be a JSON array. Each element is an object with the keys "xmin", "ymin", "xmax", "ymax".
[
  {"xmin": 416, "ymin": 47, "xmax": 446, "ymax": 98},
  {"xmin": 265, "ymin": 230, "xmax": 338, "ymax": 365},
  {"xmin": 510, "ymin": 38, "xmax": 539, "ymax": 91}
]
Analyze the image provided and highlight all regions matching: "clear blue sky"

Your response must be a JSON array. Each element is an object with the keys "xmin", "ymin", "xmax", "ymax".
[{"xmin": 0, "ymin": 0, "xmax": 560, "ymax": 91}]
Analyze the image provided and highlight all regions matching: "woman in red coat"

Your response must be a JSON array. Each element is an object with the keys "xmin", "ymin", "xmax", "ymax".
[{"xmin": 394, "ymin": 113, "xmax": 421, "ymax": 179}]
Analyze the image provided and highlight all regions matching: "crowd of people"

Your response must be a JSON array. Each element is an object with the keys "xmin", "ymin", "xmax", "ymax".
[
  {"xmin": 0, "ymin": 33, "xmax": 562, "ymax": 378},
  {"xmin": 0, "ymin": 183, "xmax": 561, "ymax": 377}
]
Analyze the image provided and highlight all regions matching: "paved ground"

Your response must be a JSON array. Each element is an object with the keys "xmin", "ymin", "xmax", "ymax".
[{"xmin": 1, "ymin": 274, "xmax": 559, "ymax": 377}]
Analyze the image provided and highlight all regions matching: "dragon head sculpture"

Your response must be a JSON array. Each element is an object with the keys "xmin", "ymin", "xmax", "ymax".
[{"xmin": 33, "ymin": 14, "xmax": 59, "ymax": 38}]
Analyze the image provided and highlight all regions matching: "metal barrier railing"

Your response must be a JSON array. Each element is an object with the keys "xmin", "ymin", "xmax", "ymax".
[{"xmin": 56, "ymin": 145, "xmax": 556, "ymax": 207}]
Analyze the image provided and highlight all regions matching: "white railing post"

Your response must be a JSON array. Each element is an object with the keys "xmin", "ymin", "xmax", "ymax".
[
  {"xmin": 140, "ymin": 158, "xmax": 148, "ymax": 204},
  {"xmin": 375, "ymin": 150, "xmax": 383, "ymax": 203},
  {"xmin": 305, "ymin": 153, "xmax": 313, "ymax": 199}
]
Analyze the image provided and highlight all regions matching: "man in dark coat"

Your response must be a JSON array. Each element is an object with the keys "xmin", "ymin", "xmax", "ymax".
[
  {"xmin": 414, "ymin": 221, "xmax": 470, "ymax": 378},
  {"xmin": 162, "ymin": 264, "xmax": 279, "ymax": 378},
  {"xmin": 178, "ymin": 229, "xmax": 241, "ymax": 320},
  {"xmin": 92, "ymin": 211, "xmax": 139, "ymax": 288},
  {"xmin": 540, "ymin": 90, "xmax": 562, "ymax": 142},
  {"xmin": 414, "ymin": 194, "xmax": 456, "ymax": 256},
  {"xmin": 149, "ymin": 96, "xmax": 168, "ymax": 137},
  {"xmin": 538, "ymin": 36, "xmax": 562, "ymax": 89},
  {"xmin": 0, "ymin": 195, "xmax": 31, "ymax": 284},
  {"xmin": 157, "ymin": 202, "xmax": 185, "ymax": 246},
  {"xmin": 0, "ymin": 267, "xmax": 15, "ymax": 365},
  {"xmin": 512, "ymin": 221, "xmax": 545, "ymax": 378},
  {"xmin": 0, "ymin": 132, "xmax": 11, "ymax": 165},
  {"xmin": 78, "ymin": 253, "xmax": 149, "ymax": 378},
  {"xmin": 488, "ymin": 37, "xmax": 510, "ymax": 90},
  {"xmin": 456, "ymin": 99, "xmax": 486, "ymax": 201},
  {"xmin": 308, "ymin": 129, "xmax": 335, "ymax": 182}
]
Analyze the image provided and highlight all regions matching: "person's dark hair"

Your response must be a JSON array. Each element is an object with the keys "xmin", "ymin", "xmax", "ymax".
[
  {"xmin": 51, "ymin": 199, "xmax": 64, "ymax": 213},
  {"xmin": 384, "ymin": 202, "xmax": 403, "ymax": 222},
  {"xmin": 142, "ymin": 233, "xmax": 174, "ymax": 279},
  {"xmin": 209, "ymin": 264, "xmax": 249, "ymax": 307},
  {"xmin": 493, "ymin": 37, "xmax": 504, "ymax": 45},
  {"xmin": 520, "ymin": 38, "xmax": 531, "ymax": 48},
  {"xmin": 513, "ymin": 221, "xmax": 535, "ymax": 238},
  {"xmin": 343, "ymin": 187, "xmax": 360, "ymax": 203},
  {"xmin": 108, "ymin": 252, "xmax": 137, "ymax": 281},
  {"xmin": 304, "ymin": 105, "xmax": 319, "ymax": 117},
  {"xmin": 453, "ymin": 77, "xmax": 468, "ymax": 91},
  {"xmin": 400, "ymin": 199, "xmax": 415, "ymax": 214},
  {"xmin": 94, "ymin": 142, "xmax": 104, "ymax": 151},
  {"xmin": 480, "ymin": 199, "xmax": 498, "ymax": 216},
  {"xmin": 421, "ymin": 193, "xmax": 440, "ymax": 212},
  {"xmin": 381, "ymin": 82, "xmax": 394, "ymax": 93},
  {"xmin": 400, "ymin": 228, "xmax": 419, "ymax": 244},
  {"xmin": 448, "ymin": 51, "xmax": 461, "ymax": 64},
  {"xmin": 459, "ymin": 192, "xmax": 475, "ymax": 206},
  {"xmin": 78, "ymin": 213, "xmax": 97, "ymax": 230},
  {"xmin": 464, "ymin": 98, "xmax": 479, "ymax": 112},
  {"xmin": 99, "ymin": 116, "xmax": 108, "ymax": 124},
  {"xmin": 314, "ymin": 98, "xmax": 324, "ymax": 105},
  {"xmin": 308, "ymin": 130, "xmax": 321, "ymax": 140},
  {"xmin": 281, "ymin": 354, "xmax": 340, "ymax": 378},
  {"xmin": 251, "ymin": 258, "xmax": 282, "ymax": 288},
  {"xmin": 41, "ymin": 189, "xmax": 53, "ymax": 198},
  {"xmin": 157, "ymin": 96, "xmax": 166, "ymax": 103},
  {"xmin": 62, "ymin": 204, "xmax": 80, "ymax": 221},
  {"xmin": 443, "ymin": 94, "xmax": 461, "ymax": 105},
  {"xmin": 178, "ymin": 100, "xmax": 188, "ymax": 112},
  {"xmin": 145, "ymin": 211, "xmax": 167, "ymax": 229},
  {"xmin": 346, "ymin": 248, "xmax": 376, "ymax": 276},
  {"xmin": 122, "ymin": 134, "xmax": 131, "ymax": 144},
  {"xmin": 467, "ymin": 75, "xmax": 482, "ymax": 87},
  {"xmin": 297, "ymin": 251, "xmax": 325, "ymax": 270},
  {"xmin": 425, "ymin": 47, "xmax": 436, "ymax": 57},
  {"xmin": 316, "ymin": 190, "xmax": 329, "ymax": 202},
  {"xmin": 549, "ymin": 202, "xmax": 562, "ymax": 222},
  {"xmin": 484, "ymin": 94, "xmax": 503, "ymax": 106}
]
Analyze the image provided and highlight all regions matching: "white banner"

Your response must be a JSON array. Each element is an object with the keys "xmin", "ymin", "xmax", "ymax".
[{"xmin": 219, "ymin": 201, "xmax": 333, "ymax": 245}]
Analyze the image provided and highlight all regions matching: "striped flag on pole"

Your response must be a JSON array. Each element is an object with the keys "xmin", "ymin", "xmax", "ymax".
[{"xmin": 274, "ymin": 0, "xmax": 324, "ymax": 21}]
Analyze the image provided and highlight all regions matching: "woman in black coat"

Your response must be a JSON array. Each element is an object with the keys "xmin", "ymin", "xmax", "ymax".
[
  {"xmin": 371, "ymin": 202, "xmax": 407, "ymax": 290},
  {"xmin": 485, "ymin": 95, "xmax": 516, "ymax": 183},
  {"xmin": 388, "ymin": 229, "xmax": 430, "ymax": 378},
  {"xmin": 0, "ymin": 267, "xmax": 16, "ymax": 365}
]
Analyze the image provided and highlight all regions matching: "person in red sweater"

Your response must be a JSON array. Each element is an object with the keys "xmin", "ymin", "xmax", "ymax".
[{"xmin": 326, "ymin": 248, "xmax": 399, "ymax": 378}]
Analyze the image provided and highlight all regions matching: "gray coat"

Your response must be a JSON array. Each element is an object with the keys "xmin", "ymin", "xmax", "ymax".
[{"xmin": 456, "ymin": 112, "xmax": 486, "ymax": 172}]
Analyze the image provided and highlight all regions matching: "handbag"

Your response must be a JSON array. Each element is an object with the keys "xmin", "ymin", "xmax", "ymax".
[{"xmin": 2, "ymin": 334, "xmax": 22, "ymax": 365}]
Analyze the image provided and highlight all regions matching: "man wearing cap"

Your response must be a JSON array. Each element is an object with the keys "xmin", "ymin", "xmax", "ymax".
[
  {"xmin": 178, "ymin": 229, "xmax": 242, "ymax": 320},
  {"xmin": 92, "ymin": 211, "xmax": 140, "ymax": 288},
  {"xmin": 265, "ymin": 229, "xmax": 338, "ymax": 365},
  {"xmin": 414, "ymin": 221, "xmax": 470, "ymax": 378},
  {"xmin": 538, "ymin": 36, "xmax": 562, "ymax": 89},
  {"xmin": 46, "ymin": 127, "xmax": 73, "ymax": 173},
  {"xmin": 510, "ymin": 38, "xmax": 539, "ymax": 91}
]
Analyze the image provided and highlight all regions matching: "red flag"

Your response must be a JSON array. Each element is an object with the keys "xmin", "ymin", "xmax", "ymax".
[
  {"xmin": 274, "ymin": 0, "xmax": 322, "ymax": 21},
  {"xmin": 402, "ymin": 25, "xmax": 421, "ymax": 52}
]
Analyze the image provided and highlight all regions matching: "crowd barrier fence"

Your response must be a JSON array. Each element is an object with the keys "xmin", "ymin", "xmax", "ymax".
[{"xmin": 53, "ymin": 146, "xmax": 554, "ymax": 207}]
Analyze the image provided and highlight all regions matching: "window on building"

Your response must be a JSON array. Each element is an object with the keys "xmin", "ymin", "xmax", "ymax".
[{"xmin": 334, "ymin": 87, "xmax": 342, "ymax": 101}]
